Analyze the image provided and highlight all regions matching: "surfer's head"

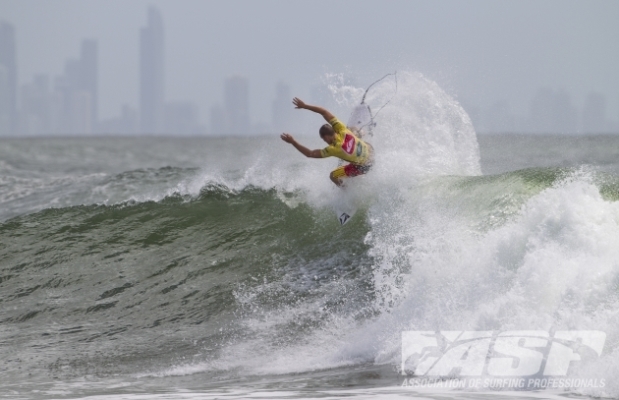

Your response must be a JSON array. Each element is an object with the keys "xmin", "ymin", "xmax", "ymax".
[{"xmin": 319, "ymin": 124, "xmax": 335, "ymax": 144}]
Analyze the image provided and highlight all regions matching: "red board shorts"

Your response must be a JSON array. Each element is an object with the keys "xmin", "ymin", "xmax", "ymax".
[{"xmin": 330, "ymin": 162, "xmax": 372, "ymax": 180}]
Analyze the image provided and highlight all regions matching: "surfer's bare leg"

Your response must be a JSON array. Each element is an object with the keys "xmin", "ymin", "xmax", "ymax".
[{"xmin": 329, "ymin": 171, "xmax": 344, "ymax": 187}]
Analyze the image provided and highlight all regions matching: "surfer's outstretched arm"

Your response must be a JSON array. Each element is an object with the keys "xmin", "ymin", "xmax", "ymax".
[
  {"xmin": 292, "ymin": 98, "xmax": 335, "ymax": 122},
  {"xmin": 280, "ymin": 133, "xmax": 322, "ymax": 158}
]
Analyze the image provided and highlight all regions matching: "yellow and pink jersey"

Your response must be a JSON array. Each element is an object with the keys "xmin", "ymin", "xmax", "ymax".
[{"xmin": 320, "ymin": 117, "xmax": 373, "ymax": 165}]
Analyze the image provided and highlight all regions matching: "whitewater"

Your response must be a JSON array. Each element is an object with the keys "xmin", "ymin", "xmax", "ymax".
[{"xmin": 1, "ymin": 71, "xmax": 619, "ymax": 399}]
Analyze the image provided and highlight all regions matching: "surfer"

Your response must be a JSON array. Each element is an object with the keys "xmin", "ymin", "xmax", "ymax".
[{"xmin": 280, "ymin": 97, "xmax": 374, "ymax": 187}]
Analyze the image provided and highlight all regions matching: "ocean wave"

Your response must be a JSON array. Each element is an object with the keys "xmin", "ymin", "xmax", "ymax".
[{"xmin": 3, "ymin": 71, "xmax": 619, "ymax": 398}]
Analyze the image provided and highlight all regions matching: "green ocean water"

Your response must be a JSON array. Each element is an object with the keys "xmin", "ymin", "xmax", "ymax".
[
  {"xmin": 1, "ymin": 134, "xmax": 619, "ymax": 399},
  {"xmin": 2, "ymin": 71, "xmax": 619, "ymax": 399}
]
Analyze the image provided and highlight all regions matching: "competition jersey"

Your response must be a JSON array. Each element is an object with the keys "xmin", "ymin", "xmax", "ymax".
[{"xmin": 320, "ymin": 117, "xmax": 373, "ymax": 165}]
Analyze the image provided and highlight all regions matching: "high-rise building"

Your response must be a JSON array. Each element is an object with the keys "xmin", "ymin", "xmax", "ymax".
[
  {"xmin": 528, "ymin": 88, "xmax": 578, "ymax": 133},
  {"xmin": 19, "ymin": 75, "xmax": 51, "ymax": 135},
  {"xmin": 140, "ymin": 6, "xmax": 165, "ymax": 134},
  {"xmin": 164, "ymin": 101, "xmax": 202, "ymax": 135},
  {"xmin": 54, "ymin": 72, "xmax": 72, "ymax": 133},
  {"xmin": 49, "ymin": 75, "xmax": 68, "ymax": 134},
  {"xmin": 0, "ymin": 21, "xmax": 17, "ymax": 134},
  {"xmin": 0, "ymin": 65, "xmax": 9, "ymax": 136},
  {"xmin": 272, "ymin": 82, "xmax": 292, "ymax": 133},
  {"xmin": 224, "ymin": 76, "xmax": 249, "ymax": 135},
  {"xmin": 80, "ymin": 40, "xmax": 98, "ymax": 127},
  {"xmin": 98, "ymin": 105, "xmax": 138, "ymax": 135},
  {"xmin": 41, "ymin": 39, "xmax": 98, "ymax": 135},
  {"xmin": 70, "ymin": 91, "xmax": 92, "ymax": 134}
]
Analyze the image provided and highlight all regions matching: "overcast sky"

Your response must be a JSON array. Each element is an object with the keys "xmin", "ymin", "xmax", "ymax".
[{"xmin": 1, "ymin": 0, "xmax": 618, "ymax": 126}]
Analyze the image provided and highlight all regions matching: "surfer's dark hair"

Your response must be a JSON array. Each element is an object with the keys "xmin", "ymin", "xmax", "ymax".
[{"xmin": 319, "ymin": 124, "xmax": 334, "ymax": 137}]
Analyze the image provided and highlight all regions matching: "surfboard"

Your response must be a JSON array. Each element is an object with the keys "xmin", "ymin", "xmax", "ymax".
[
  {"xmin": 334, "ymin": 191, "xmax": 357, "ymax": 226},
  {"xmin": 347, "ymin": 104, "xmax": 374, "ymax": 138}
]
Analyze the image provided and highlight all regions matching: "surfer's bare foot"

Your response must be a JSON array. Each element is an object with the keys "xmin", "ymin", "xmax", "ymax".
[{"xmin": 330, "ymin": 175, "xmax": 343, "ymax": 187}]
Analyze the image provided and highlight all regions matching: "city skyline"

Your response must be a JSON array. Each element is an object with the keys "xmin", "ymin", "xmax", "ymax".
[
  {"xmin": 0, "ymin": 20, "xmax": 16, "ymax": 135},
  {"xmin": 140, "ymin": 6, "xmax": 164, "ymax": 134},
  {"xmin": 1, "ymin": 1, "xmax": 618, "ymax": 135}
]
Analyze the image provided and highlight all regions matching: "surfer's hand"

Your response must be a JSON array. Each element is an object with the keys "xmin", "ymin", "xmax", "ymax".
[
  {"xmin": 280, "ymin": 133, "xmax": 295, "ymax": 143},
  {"xmin": 292, "ymin": 97, "xmax": 306, "ymax": 109}
]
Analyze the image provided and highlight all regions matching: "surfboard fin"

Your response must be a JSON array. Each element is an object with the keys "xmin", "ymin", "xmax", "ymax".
[{"xmin": 338, "ymin": 212, "xmax": 351, "ymax": 225}]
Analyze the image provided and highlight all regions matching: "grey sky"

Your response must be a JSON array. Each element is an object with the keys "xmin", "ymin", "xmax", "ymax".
[{"xmin": 1, "ymin": 0, "xmax": 618, "ymax": 126}]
